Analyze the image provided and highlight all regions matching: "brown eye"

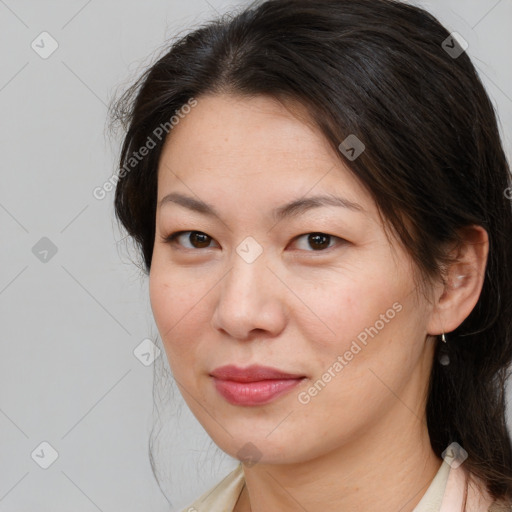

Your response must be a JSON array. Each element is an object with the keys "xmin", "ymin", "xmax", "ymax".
[
  {"xmin": 307, "ymin": 233, "xmax": 331, "ymax": 250},
  {"xmin": 163, "ymin": 231, "xmax": 216, "ymax": 249},
  {"xmin": 188, "ymin": 232, "xmax": 212, "ymax": 248},
  {"xmin": 293, "ymin": 232, "xmax": 339, "ymax": 251}
]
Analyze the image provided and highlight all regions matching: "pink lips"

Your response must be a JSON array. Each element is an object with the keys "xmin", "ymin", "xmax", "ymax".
[{"xmin": 210, "ymin": 364, "xmax": 305, "ymax": 406}]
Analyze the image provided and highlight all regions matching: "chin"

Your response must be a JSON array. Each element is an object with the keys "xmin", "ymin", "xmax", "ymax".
[{"xmin": 208, "ymin": 431, "xmax": 308, "ymax": 467}]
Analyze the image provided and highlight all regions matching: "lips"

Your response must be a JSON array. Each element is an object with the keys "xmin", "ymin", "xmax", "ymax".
[
  {"xmin": 210, "ymin": 364, "xmax": 304, "ymax": 382},
  {"xmin": 209, "ymin": 364, "xmax": 306, "ymax": 406}
]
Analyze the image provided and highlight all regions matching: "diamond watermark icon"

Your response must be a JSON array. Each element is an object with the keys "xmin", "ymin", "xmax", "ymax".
[
  {"xmin": 31, "ymin": 441, "xmax": 59, "ymax": 469},
  {"xmin": 338, "ymin": 134, "xmax": 365, "ymax": 161},
  {"xmin": 236, "ymin": 236, "xmax": 263, "ymax": 264},
  {"xmin": 236, "ymin": 442, "xmax": 263, "ymax": 467},
  {"xmin": 32, "ymin": 237, "xmax": 58, "ymax": 263},
  {"xmin": 134, "ymin": 338, "xmax": 161, "ymax": 366},
  {"xmin": 442, "ymin": 441, "xmax": 468, "ymax": 468},
  {"xmin": 441, "ymin": 32, "xmax": 468, "ymax": 59},
  {"xmin": 31, "ymin": 31, "xmax": 59, "ymax": 59}
]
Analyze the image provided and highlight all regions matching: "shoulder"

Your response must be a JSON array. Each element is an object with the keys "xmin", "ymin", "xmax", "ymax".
[
  {"xmin": 179, "ymin": 463, "xmax": 245, "ymax": 512},
  {"xmin": 440, "ymin": 462, "xmax": 498, "ymax": 512}
]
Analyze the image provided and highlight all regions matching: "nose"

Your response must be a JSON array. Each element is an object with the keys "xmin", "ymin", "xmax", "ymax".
[{"xmin": 210, "ymin": 251, "xmax": 288, "ymax": 341}]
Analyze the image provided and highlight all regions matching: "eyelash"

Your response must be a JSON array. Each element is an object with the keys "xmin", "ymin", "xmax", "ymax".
[{"xmin": 162, "ymin": 231, "xmax": 346, "ymax": 253}]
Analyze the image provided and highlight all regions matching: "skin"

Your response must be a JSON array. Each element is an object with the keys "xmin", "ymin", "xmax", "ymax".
[{"xmin": 149, "ymin": 93, "xmax": 489, "ymax": 512}]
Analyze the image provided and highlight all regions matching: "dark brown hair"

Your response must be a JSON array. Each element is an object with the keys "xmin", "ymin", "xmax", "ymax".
[{"xmin": 109, "ymin": 0, "xmax": 512, "ymax": 503}]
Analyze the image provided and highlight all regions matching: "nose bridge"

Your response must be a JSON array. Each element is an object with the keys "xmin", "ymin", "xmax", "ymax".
[
  {"xmin": 227, "ymin": 255, "xmax": 262, "ymax": 303},
  {"xmin": 224, "ymin": 234, "xmax": 270, "ymax": 304},
  {"xmin": 211, "ymin": 244, "xmax": 286, "ymax": 339}
]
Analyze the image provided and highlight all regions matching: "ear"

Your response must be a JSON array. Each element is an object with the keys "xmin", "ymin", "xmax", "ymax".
[{"xmin": 426, "ymin": 225, "xmax": 489, "ymax": 337}]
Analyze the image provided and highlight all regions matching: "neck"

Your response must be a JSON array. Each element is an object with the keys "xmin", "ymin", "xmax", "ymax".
[{"xmin": 234, "ymin": 408, "xmax": 442, "ymax": 512}]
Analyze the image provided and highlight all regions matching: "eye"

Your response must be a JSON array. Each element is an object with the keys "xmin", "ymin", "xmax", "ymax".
[
  {"xmin": 291, "ymin": 232, "xmax": 343, "ymax": 252},
  {"xmin": 162, "ymin": 230, "xmax": 346, "ymax": 253},
  {"xmin": 162, "ymin": 231, "xmax": 218, "ymax": 250}
]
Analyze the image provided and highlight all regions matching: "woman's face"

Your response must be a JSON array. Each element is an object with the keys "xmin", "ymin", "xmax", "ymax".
[{"xmin": 150, "ymin": 93, "xmax": 437, "ymax": 465}]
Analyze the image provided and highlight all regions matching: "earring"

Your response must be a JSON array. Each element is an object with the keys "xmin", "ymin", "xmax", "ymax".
[{"xmin": 438, "ymin": 332, "xmax": 450, "ymax": 366}]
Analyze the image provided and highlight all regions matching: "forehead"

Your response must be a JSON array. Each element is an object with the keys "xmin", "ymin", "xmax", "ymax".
[
  {"xmin": 161, "ymin": 94, "xmax": 329, "ymax": 163},
  {"xmin": 156, "ymin": 93, "xmax": 375, "ymax": 216}
]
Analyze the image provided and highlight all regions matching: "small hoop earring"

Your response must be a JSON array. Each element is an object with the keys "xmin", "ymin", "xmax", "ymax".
[{"xmin": 441, "ymin": 333, "xmax": 447, "ymax": 343}]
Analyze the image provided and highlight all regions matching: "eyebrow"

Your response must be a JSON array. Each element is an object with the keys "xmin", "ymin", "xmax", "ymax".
[{"xmin": 158, "ymin": 192, "xmax": 364, "ymax": 222}]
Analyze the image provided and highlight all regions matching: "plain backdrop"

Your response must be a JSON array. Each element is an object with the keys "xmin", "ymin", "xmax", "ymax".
[{"xmin": 1, "ymin": 0, "xmax": 511, "ymax": 510}]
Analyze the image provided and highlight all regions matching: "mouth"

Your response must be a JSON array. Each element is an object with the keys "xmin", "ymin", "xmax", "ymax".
[{"xmin": 209, "ymin": 364, "xmax": 306, "ymax": 406}]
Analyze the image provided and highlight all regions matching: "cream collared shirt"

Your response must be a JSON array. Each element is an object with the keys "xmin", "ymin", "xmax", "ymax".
[{"xmin": 180, "ymin": 460, "xmax": 501, "ymax": 512}]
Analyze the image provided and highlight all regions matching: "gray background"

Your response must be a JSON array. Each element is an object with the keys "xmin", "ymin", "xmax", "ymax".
[{"xmin": 1, "ymin": 1, "xmax": 511, "ymax": 511}]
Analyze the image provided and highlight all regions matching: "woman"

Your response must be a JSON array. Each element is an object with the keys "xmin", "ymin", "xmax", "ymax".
[{"xmin": 109, "ymin": 0, "xmax": 512, "ymax": 510}]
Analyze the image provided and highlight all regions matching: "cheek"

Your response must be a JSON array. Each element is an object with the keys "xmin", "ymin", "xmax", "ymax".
[
  {"xmin": 291, "ymin": 266, "xmax": 402, "ymax": 357},
  {"xmin": 291, "ymin": 279, "xmax": 419, "ymax": 433},
  {"xmin": 148, "ymin": 265, "xmax": 210, "ymax": 361}
]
